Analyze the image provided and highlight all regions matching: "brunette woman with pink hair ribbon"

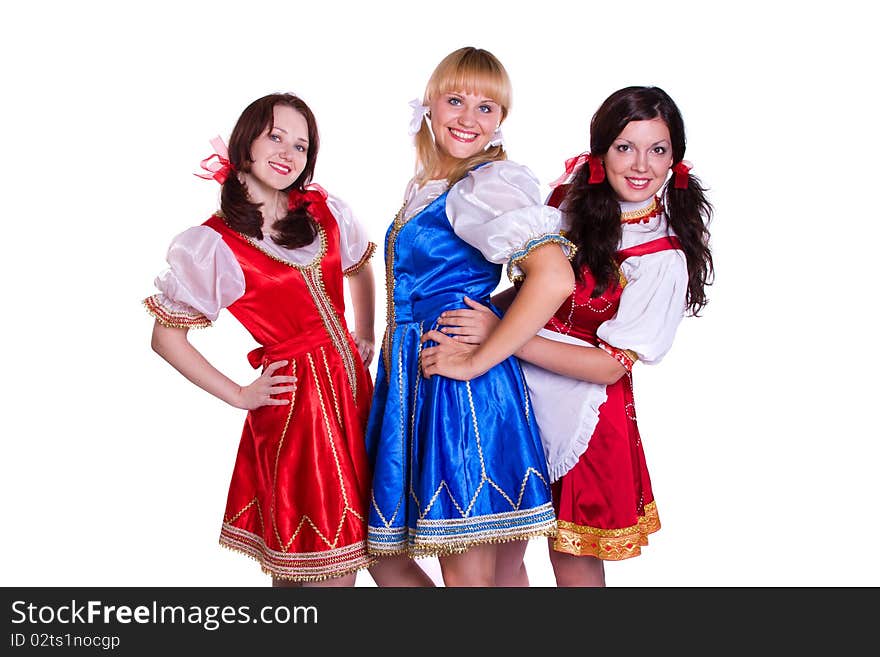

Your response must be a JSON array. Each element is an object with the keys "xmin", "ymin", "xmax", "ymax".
[{"xmin": 144, "ymin": 93, "xmax": 380, "ymax": 586}]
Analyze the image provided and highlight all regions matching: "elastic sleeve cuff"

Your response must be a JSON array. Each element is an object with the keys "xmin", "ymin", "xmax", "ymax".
[
  {"xmin": 507, "ymin": 234, "xmax": 577, "ymax": 283},
  {"xmin": 343, "ymin": 241, "xmax": 377, "ymax": 277},
  {"xmin": 597, "ymin": 340, "xmax": 637, "ymax": 372},
  {"xmin": 143, "ymin": 294, "xmax": 212, "ymax": 329}
]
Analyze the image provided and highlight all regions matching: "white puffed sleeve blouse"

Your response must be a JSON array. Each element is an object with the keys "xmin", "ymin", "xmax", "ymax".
[
  {"xmin": 597, "ymin": 207, "xmax": 689, "ymax": 365},
  {"xmin": 144, "ymin": 193, "xmax": 374, "ymax": 328},
  {"xmin": 524, "ymin": 201, "xmax": 690, "ymax": 481},
  {"xmin": 402, "ymin": 160, "xmax": 575, "ymax": 281}
]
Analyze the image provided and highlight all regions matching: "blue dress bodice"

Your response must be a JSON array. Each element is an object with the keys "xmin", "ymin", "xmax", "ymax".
[
  {"xmin": 366, "ymin": 183, "xmax": 556, "ymax": 557},
  {"xmin": 385, "ymin": 190, "xmax": 500, "ymax": 325}
]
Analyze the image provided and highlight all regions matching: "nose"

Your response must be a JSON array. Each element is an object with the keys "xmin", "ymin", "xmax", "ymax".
[
  {"xmin": 457, "ymin": 110, "xmax": 477, "ymax": 127},
  {"xmin": 632, "ymin": 150, "xmax": 648, "ymax": 172}
]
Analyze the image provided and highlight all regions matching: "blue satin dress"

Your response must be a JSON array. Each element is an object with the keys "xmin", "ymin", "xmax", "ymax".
[{"xmin": 365, "ymin": 187, "xmax": 556, "ymax": 557}]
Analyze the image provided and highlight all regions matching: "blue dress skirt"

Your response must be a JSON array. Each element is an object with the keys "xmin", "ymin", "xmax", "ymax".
[{"xmin": 365, "ymin": 189, "xmax": 556, "ymax": 557}]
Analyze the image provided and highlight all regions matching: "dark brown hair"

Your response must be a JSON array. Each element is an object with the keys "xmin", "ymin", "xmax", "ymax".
[
  {"xmin": 564, "ymin": 86, "xmax": 714, "ymax": 315},
  {"xmin": 220, "ymin": 93, "xmax": 320, "ymax": 249}
]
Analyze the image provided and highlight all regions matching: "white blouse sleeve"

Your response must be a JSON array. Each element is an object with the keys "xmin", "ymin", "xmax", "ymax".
[
  {"xmin": 445, "ymin": 160, "xmax": 574, "ymax": 282},
  {"xmin": 143, "ymin": 225, "xmax": 246, "ymax": 327},
  {"xmin": 324, "ymin": 193, "xmax": 377, "ymax": 276},
  {"xmin": 596, "ymin": 249, "xmax": 689, "ymax": 365}
]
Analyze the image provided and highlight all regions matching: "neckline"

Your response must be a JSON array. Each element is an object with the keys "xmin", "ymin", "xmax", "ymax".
[
  {"xmin": 619, "ymin": 196, "xmax": 662, "ymax": 224},
  {"xmin": 245, "ymin": 223, "xmax": 327, "ymax": 270},
  {"xmin": 214, "ymin": 212, "xmax": 327, "ymax": 270}
]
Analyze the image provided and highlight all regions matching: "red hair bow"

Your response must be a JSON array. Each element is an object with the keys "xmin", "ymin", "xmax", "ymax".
[
  {"xmin": 288, "ymin": 183, "xmax": 328, "ymax": 211},
  {"xmin": 672, "ymin": 160, "xmax": 692, "ymax": 189},
  {"xmin": 549, "ymin": 152, "xmax": 605, "ymax": 188},
  {"xmin": 194, "ymin": 136, "xmax": 234, "ymax": 185}
]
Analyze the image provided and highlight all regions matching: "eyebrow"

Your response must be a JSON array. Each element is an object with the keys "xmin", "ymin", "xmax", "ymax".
[
  {"xmin": 446, "ymin": 92, "xmax": 498, "ymax": 104},
  {"xmin": 270, "ymin": 126, "xmax": 309, "ymax": 144},
  {"xmin": 616, "ymin": 138, "xmax": 670, "ymax": 146}
]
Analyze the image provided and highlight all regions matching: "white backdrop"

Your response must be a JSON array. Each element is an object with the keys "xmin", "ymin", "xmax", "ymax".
[{"xmin": 1, "ymin": 0, "xmax": 876, "ymax": 587}]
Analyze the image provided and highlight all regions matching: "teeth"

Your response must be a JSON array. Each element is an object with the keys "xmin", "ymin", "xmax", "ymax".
[
  {"xmin": 449, "ymin": 129, "xmax": 477, "ymax": 141},
  {"xmin": 270, "ymin": 162, "xmax": 291, "ymax": 174}
]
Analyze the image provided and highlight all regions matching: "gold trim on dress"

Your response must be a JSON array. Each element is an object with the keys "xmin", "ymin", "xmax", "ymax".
[
  {"xmin": 408, "ymin": 322, "xmax": 425, "ymax": 513},
  {"xmin": 382, "ymin": 202, "xmax": 408, "ymax": 374},
  {"xmin": 507, "ymin": 233, "xmax": 578, "ymax": 283},
  {"xmin": 301, "ymin": 266, "xmax": 359, "ymax": 403},
  {"xmin": 368, "ymin": 505, "xmax": 558, "ymax": 558},
  {"xmin": 238, "ymin": 213, "xmax": 328, "ymax": 270},
  {"xmin": 320, "ymin": 347, "xmax": 343, "ymax": 427},
  {"xmin": 343, "ymin": 241, "xmax": 377, "ymax": 277},
  {"xmin": 620, "ymin": 196, "xmax": 661, "ymax": 224},
  {"xmin": 270, "ymin": 360, "xmax": 298, "ymax": 550},
  {"xmin": 219, "ymin": 214, "xmax": 360, "ymax": 401},
  {"xmin": 219, "ymin": 524, "xmax": 375, "ymax": 582},
  {"xmin": 143, "ymin": 294, "xmax": 212, "ymax": 329},
  {"xmin": 553, "ymin": 500, "xmax": 661, "ymax": 561}
]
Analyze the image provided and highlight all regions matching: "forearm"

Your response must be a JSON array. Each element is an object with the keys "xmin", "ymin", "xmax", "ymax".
[
  {"xmin": 150, "ymin": 322, "xmax": 244, "ymax": 408},
  {"xmin": 516, "ymin": 336, "xmax": 626, "ymax": 385},
  {"xmin": 347, "ymin": 265, "xmax": 376, "ymax": 340},
  {"xmin": 470, "ymin": 244, "xmax": 574, "ymax": 373}
]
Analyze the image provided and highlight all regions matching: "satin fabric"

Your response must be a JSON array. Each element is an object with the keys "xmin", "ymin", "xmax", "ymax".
[
  {"xmin": 365, "ymin": 189, "xmax": 555, "ymax": 557},
  {"xmin": 204, "ymin": 200, "xmax": 374, "ymax": 581},
  {"xmin": 549, "ymin": 237, "xmax": 683, "ymax": 561}
]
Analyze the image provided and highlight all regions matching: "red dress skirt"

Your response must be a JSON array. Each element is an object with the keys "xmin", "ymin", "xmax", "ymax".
[
  {"xmin": 203, "ymin": 200, "xmax": 374, "ymax": 581},
  {"xmin": 547, "ymin": 237, "xmax": 679, "ymax": 561}
]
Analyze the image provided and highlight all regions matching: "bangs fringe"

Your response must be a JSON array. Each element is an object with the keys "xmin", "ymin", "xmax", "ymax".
[{"xmin": 426, "ymin": 50, "xmax": 511, "ymax": 112}]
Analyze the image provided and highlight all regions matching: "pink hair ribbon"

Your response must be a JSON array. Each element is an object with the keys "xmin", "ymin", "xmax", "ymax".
[
  {"xmin": 672, "ymin": 160, "xmax": 693, "ymax": 189},
  {"xmin": 194, "ymin": 135, "xmax": 234, "ymax": 184}
]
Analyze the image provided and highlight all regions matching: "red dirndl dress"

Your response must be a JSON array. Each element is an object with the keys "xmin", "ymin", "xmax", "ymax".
[
  {"xmin": 549, "ymin": 236, "xmax": 681, "ymax": 561},
  {"xmin": 203, "ymin": 198, "xmax": 374, "ymax": 581}
]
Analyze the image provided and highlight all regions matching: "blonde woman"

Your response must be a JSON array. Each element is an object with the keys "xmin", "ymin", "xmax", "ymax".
[{"xmin": 365, "ymin": 47, "xmax": 575, "ymax": 587}]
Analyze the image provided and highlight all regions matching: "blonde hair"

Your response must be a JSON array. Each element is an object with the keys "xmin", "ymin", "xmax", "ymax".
[{"xmin": 414, "ymin": 47, "xmax": 512, "ymax": 185}]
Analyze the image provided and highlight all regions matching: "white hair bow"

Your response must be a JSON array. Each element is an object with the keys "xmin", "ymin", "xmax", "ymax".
[
  {"xmin": 487, "ymin": 128, "xmax": 504, "ymax": 149},
  {"xmin": 408, "ymin": 98, "xmax": 430, "ymax": 136}
]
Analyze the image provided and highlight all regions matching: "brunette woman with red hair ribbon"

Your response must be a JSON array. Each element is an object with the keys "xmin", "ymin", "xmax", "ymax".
[
  {"xmin": 435, "ymin": 86, "xmax": 714, "ymax": 586},
  {"xmin": 144, "ymin": 93, "xmax": 380, "ymax": 586}
]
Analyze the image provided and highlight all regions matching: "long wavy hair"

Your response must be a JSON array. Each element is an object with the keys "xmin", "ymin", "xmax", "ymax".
[
  {"xmin": 413, "ymin": 47, "xmax": 511, "ymax": 185},
  {"xmin": 564, "ymin": 86, "xmax": 714, "ymax": 315},
  {"xmin": 220, "ymin": 93, "xmax": 320, "ymax": 249}
]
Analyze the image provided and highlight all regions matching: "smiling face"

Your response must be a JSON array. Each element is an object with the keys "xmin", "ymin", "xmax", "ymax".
[
  {"xmin": 245, "ymin": 104, "xmax": 309, "ymax": 193},
  {"xmin": 429, "ymin": 91, "xmax": 501, "ymax": 171},
  {"xmin": 602, "ymin": 118, "xmax": 674, "ymax": 203}
]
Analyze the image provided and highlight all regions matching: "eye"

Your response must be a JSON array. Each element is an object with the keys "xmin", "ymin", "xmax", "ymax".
[
  {"xmin": 652, "ymin": 146, "xmax": 667, "ymax": 155},
  {"xmin": 615, "ymin": 144, "xmax": 631, "ymax": 153},
  {"xmin": 269, "ymin": 133, "xmax": 282, "ymax": 142},
  {"xmin": 447, "ymin": 96, "xmax": 462, "ymax": 106},
  {"xmin": 478, "ymin": 104, "xmax": 493, "ymax": 114},
  {"xmin": 295, "ymin": 144, "xmax": 306, "ymax": 153}
]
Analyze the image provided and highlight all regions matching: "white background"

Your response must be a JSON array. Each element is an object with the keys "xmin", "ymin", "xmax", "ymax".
[{"xmin": 1, "ymin": 0, "xmax": 876, "ymax": 587}]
